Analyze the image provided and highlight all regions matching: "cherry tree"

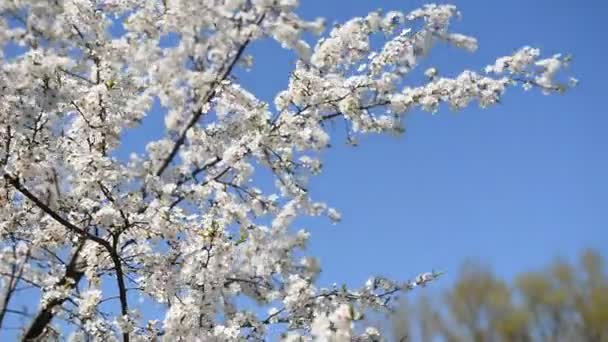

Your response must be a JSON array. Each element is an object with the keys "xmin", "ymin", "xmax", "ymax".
[{"xmin": 0, "ymin": 1, "xmax": 574, "ymax": 340}]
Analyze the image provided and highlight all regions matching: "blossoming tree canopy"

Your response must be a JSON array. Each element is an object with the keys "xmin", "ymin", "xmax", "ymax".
[{"xmin": 0, "ymin": 1, "xmax": 574, "ymax": 340}]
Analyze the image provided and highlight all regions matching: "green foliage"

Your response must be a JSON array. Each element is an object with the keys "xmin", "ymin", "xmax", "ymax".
[{"xmin": 388, "ymin": 249, "xmax": 608, "ymax": 342}]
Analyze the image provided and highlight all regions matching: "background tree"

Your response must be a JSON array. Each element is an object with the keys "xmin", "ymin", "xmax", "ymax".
[
  {"xmin": 0, "ymin": 1, "xmax": 573, "ymax": 340},
  {"xmin": 388, "ymin": 249, "xmax": 608, "ymax": 342}
]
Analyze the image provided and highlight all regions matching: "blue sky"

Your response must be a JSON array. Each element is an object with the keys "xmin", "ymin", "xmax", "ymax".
[{"xmin": 2, "ymin": 0, "xmax": 607, "ymax": 337}]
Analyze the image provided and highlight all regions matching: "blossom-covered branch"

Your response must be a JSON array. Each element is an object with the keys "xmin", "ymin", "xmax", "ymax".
[{"xmin": 0, "ymin": 1, "xmax": 573, "ymax": 340}]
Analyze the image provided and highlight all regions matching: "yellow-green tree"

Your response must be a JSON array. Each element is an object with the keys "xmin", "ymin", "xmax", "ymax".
[{"xmin": 389, "ymin": 249, "xmax": 608, "ymax": 342}]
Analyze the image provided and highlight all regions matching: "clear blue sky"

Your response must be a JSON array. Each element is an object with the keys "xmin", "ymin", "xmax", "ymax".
[{"xmin": 3, "ymin": 0, "xmax": 607, "ymax": 337}]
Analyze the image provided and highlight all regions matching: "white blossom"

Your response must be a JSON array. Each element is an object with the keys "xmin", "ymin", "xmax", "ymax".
[
  {"xmin": 327, "ymin": 208, "xmax": 342, "ymax": 224},
  {"xmin": 78, "ymin": 289, "xmax": 103, "ymax": 319},
  {"xmin": 0, "ymin": 1, "xmax": 573, "ymax": 340}
]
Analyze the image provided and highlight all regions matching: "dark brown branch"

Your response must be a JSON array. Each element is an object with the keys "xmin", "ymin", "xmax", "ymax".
[
  {"xmin": 0, "ymin": 272, "xmax": 39, "ymax": 289},
  {"xmin": 4, "ymin": 309, "xmax": 31, "ymax": 318},
  {"xmin": 320, "ymin": 101, "xmax": 391, "ymax": 122},
  {"xmin": 110, "ymin": 236, "xmax": 130, "ymax": 342},
  {"xmin": 2, "ymin": 125, "xmax": 11, "ymax": 167},
  {"xmin": 3, "ymin": 174, "xmax": 110, "ymax": 248},
  {"xmin": 58, "ymin": 67, "xmax": 95, "ymax": 85},
  {"xmin": 0, "ymin": 242, "xmax": 27, "ymax": 329},
  {"xmin": 169, "ymin": 166, "xmax": 231, "ymax": 209},
  {"xmin": 154, "ymin": 14, "xmax": 266, "ymax": 177},
  {"xmin": 22, "ymin": 243, "xmax": 86, "ymax": 341},
  {"xmin": 0, "ymin": 262, "xmax": 17, "ymax": 329}
]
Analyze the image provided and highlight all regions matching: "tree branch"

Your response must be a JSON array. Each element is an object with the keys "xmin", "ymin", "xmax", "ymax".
[
  {"xmin": 0, "ymin": 242, "xmax": 28, "ymax": 329},
  {"xmin": 22, "ymin": 242, "xmax": 86, "ymax": 341},
  {"xmin": 154, "ymin": 13, "xmax": 266, "ymax": 177},
  {"xmin": 3, "ymin": 174, "xmax": 110, "ymax": 248},
  {"xmin": 108, "ymin": 234, "xmax": 130, "ymax": 342}
]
